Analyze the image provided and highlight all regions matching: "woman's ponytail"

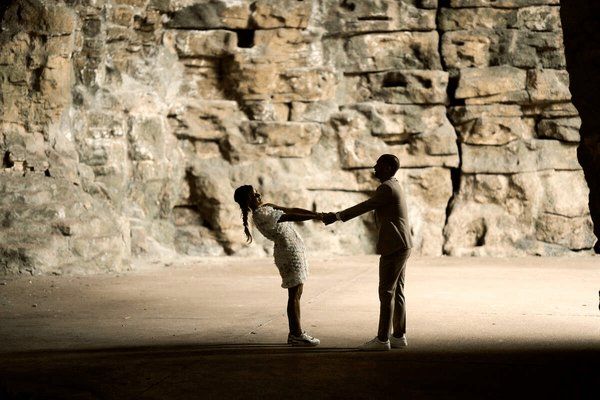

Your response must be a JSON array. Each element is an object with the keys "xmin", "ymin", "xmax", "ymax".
[
  {"xmin": 241, "ymin": 206, "xmax": 252, "ymax": 243},
  {"xmin": 234, "ymin": 185, "xmax": 254, "ymax": 243}
]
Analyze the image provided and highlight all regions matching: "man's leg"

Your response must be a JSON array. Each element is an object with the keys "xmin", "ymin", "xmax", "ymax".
[
  {"xmin": 287, "ymin": 284, "xmax": 303, "ymax": 336},
  {"xmin": 392, "ymin": 249, "xmax": 411, "ymax": 338},
  {"xmin": 377, "ymin": 251, "xmax": 406, "ymax": 342}
]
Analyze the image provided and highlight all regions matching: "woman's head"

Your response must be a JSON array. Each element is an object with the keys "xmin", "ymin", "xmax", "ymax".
[{"xmin": 233, "ymin": 185, "xmax": 261, "ymax": 243}]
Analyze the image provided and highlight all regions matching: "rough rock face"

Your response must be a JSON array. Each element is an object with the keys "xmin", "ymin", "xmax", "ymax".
[{"xmin": 0, "ymin": 0, "xmax": 596, "ymax": 274}]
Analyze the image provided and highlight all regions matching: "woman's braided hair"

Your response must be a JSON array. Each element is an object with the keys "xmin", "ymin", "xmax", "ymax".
[{"xmin": 233, "ymin": 185, "xmax": 253, "ymax": 243}]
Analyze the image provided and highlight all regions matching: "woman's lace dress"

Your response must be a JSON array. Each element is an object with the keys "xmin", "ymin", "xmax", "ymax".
[{"xmin": 252, "ymin": 205, "xmax": 308, "ymax": 288}]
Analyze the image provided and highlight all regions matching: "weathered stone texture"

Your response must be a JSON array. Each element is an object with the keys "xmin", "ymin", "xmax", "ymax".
[{"xmin": 0, "ymin": 0, "xmax": 595, "ymax": 274}]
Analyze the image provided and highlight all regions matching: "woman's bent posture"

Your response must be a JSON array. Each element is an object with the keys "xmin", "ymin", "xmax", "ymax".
[{"xmin": 234, "ymin": 185, "xmax": 322, "ymax": 346}]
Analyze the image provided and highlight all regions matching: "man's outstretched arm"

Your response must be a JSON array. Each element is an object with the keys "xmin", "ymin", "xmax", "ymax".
[{"xmin": 324, "ymin": 185, "xmax": 391, "ymax": 225}]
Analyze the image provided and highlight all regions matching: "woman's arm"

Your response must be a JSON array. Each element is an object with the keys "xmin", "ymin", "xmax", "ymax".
[
  {"xmin": 278, "ymin": 212, "xmax": 323, "ymax": 223},
  {"xmin": 264, "ymin": 203, "xmax": 322, "ymax": 223}
]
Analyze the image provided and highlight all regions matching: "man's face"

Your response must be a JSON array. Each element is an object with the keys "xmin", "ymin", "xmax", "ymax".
[{"xmin": 373, "ymin": 159, "xmax": 386, "ymax": 181}]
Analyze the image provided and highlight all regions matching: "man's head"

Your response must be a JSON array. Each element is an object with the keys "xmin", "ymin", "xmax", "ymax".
[{"xmin": 374, "ymin": 154, "xmax": 400, "ymax": 182}]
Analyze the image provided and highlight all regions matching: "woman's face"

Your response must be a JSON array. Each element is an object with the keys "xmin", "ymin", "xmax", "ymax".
[{"xmin": 249, "ymin": 188, "xmax": 262, "ymax": 208}]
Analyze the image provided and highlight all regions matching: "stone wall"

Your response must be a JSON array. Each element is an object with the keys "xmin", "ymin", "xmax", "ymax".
[{"xmin": 0, "ymin": 0, "xmax": 596, "ymax": 274}]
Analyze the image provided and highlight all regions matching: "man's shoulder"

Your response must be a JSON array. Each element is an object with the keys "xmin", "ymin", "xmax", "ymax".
[{"xmin": 380, "ymin": 178, "xmax": 400, "ymax": 190}]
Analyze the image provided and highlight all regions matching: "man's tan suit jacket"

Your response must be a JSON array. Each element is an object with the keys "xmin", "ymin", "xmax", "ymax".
[{"xmin": 339, "ymin": 177, "xmax": 413, "ymax": 255}]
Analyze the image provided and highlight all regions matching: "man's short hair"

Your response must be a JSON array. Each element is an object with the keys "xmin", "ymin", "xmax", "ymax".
[{"xmin": 378, "ymin": 154, "xmax": 400, "ymax": 173}]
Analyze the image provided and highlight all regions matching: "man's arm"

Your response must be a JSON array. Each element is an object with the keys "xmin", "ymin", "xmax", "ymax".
[
  {"xmin": 322, "ymin": 185, "xmax": 391, "ymax": 226},
  {"xmin": 339, "ymin": 185, "xmax": 391, "ymax": 222}
]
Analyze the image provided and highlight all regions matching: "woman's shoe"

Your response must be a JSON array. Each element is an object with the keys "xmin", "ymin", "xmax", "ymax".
[{"xmin": 288, "ymin": 332, "xmax": 320, "ymax": 346}]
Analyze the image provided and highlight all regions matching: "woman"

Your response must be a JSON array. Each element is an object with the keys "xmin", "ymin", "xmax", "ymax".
[{"xmin": 233, "ymin": 184, "xmax": 322, "ymax": 346}]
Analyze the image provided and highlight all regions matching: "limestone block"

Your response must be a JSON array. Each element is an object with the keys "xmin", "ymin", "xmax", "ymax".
[
  {"xmin": 41, "ymin": 4, "xmax": 77, "ymax": 35},
  {"xmin": 441, "ymin": 31, "xmax": 491, "ymax": 71},
  {"xmin": 514, "ymin": 6, "xmax": 562, "ymax": 31},
  {"xmin": 499, "ymin": 30, "xmax": 566, "ymax": 69},
  {"xmin": 242, "ymin": 100, "xmax": 290, "ymax": 122},
  {"xmin": 253, "ymin": 28, "xmax": 323, "ymax": 68},
  {"xmin": 357, "ymin": 70, "xmax": 448, "ymax": 105},
  {"xmin": 251, "ymin": 0, "xmax": 312, "ymax": 29},
  {"xmin": 111, "ymin": 5, "xmax": 135, "ymax": 27},
  {"xmin": 443, "ymin": 29, "xmax": 565, "ymax": 70},
  {"xmin": 340, "ymin": 32, "xmax": 442, "ymax": 73},
  {"xmin": 0, "ymin": 175, "xmax": 129, "ymax": 274},
  {"xmin": 537, "ymin": 118, "xmax": 581, "ymax": 142},
  {"xmin": 226, "ymin": 53, "xmax": 279, "ymax": 98},
  {"xmin": 523, "ymin": 102, "xmax": 579, "ymax": 118},
  {"xmin": 443, "ymin": 202, "xmax": 527, "ymax": 257},
  {"xmin": 85, "ymin": 111, "xmax": 127, "ymax": 139},
  {"xmin": 457, "ymin": 116, "xmax": 535, "ymax": 145},
  {"xmin": 168, "ymin": 100, "xmax": 245, "ymax": 141},
  {"xmin": 128, "ymin": 115, "xmax": 167, "ymax": 161},
  {"xmin": 394, "ymin": 167, "xmax": 452, "ymax": 255},
  {"xmin": 231, "ymin": 62, "xmax": 336, "ymax": 101},
  {"xmin": 323, "ymin": 0, "xmax": 436, "ymax": 35},
  {"xmin": 179, "ymin": 140, "xmax": 222, "ymax": 160},
  {"xmin": 330, "ymin": 110, "xmax": 381, "ymax": 169},
  {"xmin": 439, "ymin": 7, "xmax": 516, "ymax": 31},
  {"xmin": 451, "ymin": 105, "xmax": 535, "ymax": 145},
  {"xmin": 331, "ymin": 112, "xmax": 458, "ymax": 169},
  {"xmin": 115, "ymin": 0, "xmax": 148, "ymax": 7},
  {"xmin": 46, "ymin": 35, "xmax": 77, "ymax": 57},
  {"xmin": 449, "ymin": 0, "xmax": 559, "ymax": 7},
  {"xmin": 40, "ymin": 56, "xmax": 72, "ymax": 108},
  {"xmin": 535, "ymin": 214, "xmax": 595, "ymax": 250},
  {"xmin": 165, "ymin": 1, "xmax": 250, "ymax": 29},
  {"xmin": 290, "ymin": 101, "xmax": 338, "ymax": 123},
  {"xmin": 402, "ymin": 167, "xmax": 453, "ymax": 208},
  {"xmin": 274, "ymin": 67, "xmax": 337, "ymax": 102},
  {"xmin": 391, "ymin": 124, "xmax": 460, "ymax": 168},
  {"xmin": 540, "ymin": 170, "xmax": 590, "ymax": 218},
  {"xmin": 455, "ymin": 66, "xmax": 527, "ymax": 100},
  {"xmin": 175, "ymin": 225, "xmax": 226, "ymax": 256},
  {"xmin": 461, "ymin": 139, "xmax": 581, "ymax": 174},
  {"xmin": 177, "ymin": 58, "xmax": 227, "ymax": 99},
  {"xmin": 348, "ymin": 103, "xmax": 450, "ymax": 139},
  {"xmin": 169, "ymin": 30, "xmax": 237, "ymax": 58},
  {"xmin": 527, "ymin": 69, "xmax": 571, "ymax": 103},
  {"xmin": 243, "ymin": 121, "xmax": 322, "ymax": 158},
  {"xmin": 186, "ymin": 158, "xmax": 239, "ymax": 232}
]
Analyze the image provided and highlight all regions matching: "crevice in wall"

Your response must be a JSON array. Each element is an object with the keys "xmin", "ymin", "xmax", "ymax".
[
  {"xmin": 233, "ymin": 29, "xmax": 254, "ymax": 48},
  {"xmin": 436, "ymin": 0, "xmax": 463, "ymax": 255},
  {"xmin": 2, "ymin": 151, "xmax": 14, "ymax": 168},
  {"xmin": 560, "ymin": 1, "xmax": 600, "ymax": 253}
]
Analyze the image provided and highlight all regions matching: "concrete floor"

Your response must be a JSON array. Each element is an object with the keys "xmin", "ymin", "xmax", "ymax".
[{"xmin": 0, "ymin": 255, "xmax": 599, "ymax": 399}]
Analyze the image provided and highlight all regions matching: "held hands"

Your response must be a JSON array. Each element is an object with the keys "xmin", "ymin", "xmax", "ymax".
[
  {"xmin": 321, "ymin": 212, "xmax": 338, "ymax": 226},
  {"xmin": 309, "ymin": 211, "xmax": 337, "ymax": 225}
]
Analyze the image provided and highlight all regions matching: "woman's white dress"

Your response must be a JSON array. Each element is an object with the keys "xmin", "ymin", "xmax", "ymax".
[{"xmin": 252, "ymin": 205, "xmax": 308, "ymax": 288}]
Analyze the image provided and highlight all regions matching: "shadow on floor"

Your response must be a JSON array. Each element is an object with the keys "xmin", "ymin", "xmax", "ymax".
[{"xmin": 0, "ymin": 344, "xmax": 598, "ymax": 399}]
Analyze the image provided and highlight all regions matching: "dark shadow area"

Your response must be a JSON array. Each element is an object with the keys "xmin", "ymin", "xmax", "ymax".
[
  {"xmin": 0, "ymin": 344, "xmax": 598, "ymax": 399},
  {"xmin": 560, "ymin": 1, "xmax": 600, "ymax": 253},
  {"xmin": 234, "ymin": 29, "xmax": 255, "ymax": 48}
]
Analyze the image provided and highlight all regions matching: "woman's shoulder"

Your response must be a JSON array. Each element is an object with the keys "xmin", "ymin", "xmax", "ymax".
[{"xmin": 253, "ymin": 204, "xmax": 273, "ymax": 217}]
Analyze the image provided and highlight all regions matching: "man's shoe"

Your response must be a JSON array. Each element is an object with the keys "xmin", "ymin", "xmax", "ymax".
[
  {"xmin": 288, "ymin": 332, "xmax": 320, "ymax": 347},
  {"xmin": 358, "ymin": 337, "xmax": 391, "ymax": 351},
  {"xmin": 390, "ymin": 334, "xmax": 408, "ymax": 348}
]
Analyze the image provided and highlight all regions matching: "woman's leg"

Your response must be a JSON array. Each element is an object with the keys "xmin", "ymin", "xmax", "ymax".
[{"xmin": 287, "ymin": 283, "xmax": 303, "ymax": 336}]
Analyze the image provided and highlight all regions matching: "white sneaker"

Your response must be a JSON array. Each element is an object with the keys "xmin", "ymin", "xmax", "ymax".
[
  {"xmin": 358, "ymin": 337, "xmax": 390, "ymax": 351},
  {"xmin": 288, "ymin": 332, "xmax": 320, "ymax": 347},
  {"xmin": 390, "ymin": 334, "xmax": 408, "ymax": 348}
]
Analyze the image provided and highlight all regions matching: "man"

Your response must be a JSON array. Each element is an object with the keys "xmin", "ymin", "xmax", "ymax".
[{"xmin": 323, "ymin": 154, "xmax": 412, "ymax": 351}]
